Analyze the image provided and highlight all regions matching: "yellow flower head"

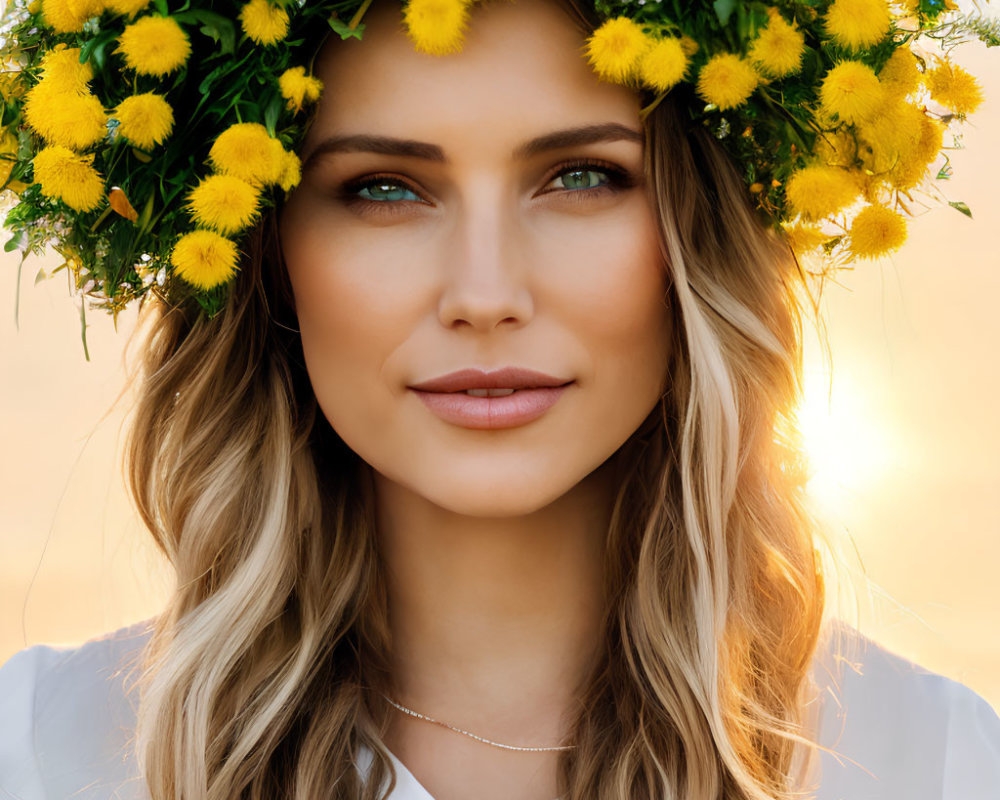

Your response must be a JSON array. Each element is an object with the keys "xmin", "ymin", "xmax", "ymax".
[
  {"xmin": 38, "ymin": 46, "xmax": 93, "ymax": 94},
  {"xmin": 40, "ymin": 0, "xmax": 92, "ymax": 33},
  {"xmin": 785, "ymin": 165, "xmax": 861, "ymax": 219},
  {"xmin": 696, "ymin": 53, "xmax": 759, "ymax": 110},
  {"xmin": 404, "ymin": 0, "xmax": 471, "ymax": 57},
  {"xmin": 105, "ymin": 0, "xmax": 151, "ymax": 15},
  {"xmin": 33, "ymin": 145, "xmax": 104, "ymax": 211},
  {"xmin": 925, "ymin": 62, "xmax": 984, "ymax": 116},
  {"xmin": 278, "ymin": 66, "xmax": 324, "ymax": 113},
  {"xmin": 879, "ymin": 47, "xmax": 920, "ymax": 99},
  {"xmin": 114, "ymin": 93, "xmax": 175, "ymax": 149},
  {"xmin": 208, "ymin": 122, "xmax": 287, "ymax": 186},
  {"xmin": 848, "ymin": 203, "xmax": 907, "ymax": 258},
  {"xmin": 278, "ymin": 149, "xmax": 301, "ymax": 192},
  {"xmin": 239, "ymin": 0, "xmax": 289, "ymax": 46},
  {"xmin": 638, "ymin": 37, "xmax": 688, "ymax": 93},
  {"xmin": 857, "ymin": 101, "xmax": 924, "ymax": 176},
  {"xmin": 170, "ymin": 229, "xmax": 240, "ymax": 290},
  {"xmin": 825, "ymin": 0, "xmax": 891, "ymax": 50},
  {"xmin": 186, "ymin": 174, "xmax": 261, "ymax": 235},
  {"xmin": 783, "ymin": 223, "xmax": 833, "ymax": 254},
  {"xmin": 819, "ymin": 61, "xmax": 883, "ymax": 124},
  {"xmin": 750, "ymin": 11, "xmax": 806, "ymax": 78},
  {"xmin": 118, "ymin": 15, "xmax": 192, "ymax": 77},
  {"xmin": 24, "ymin": 82, "xmax": 107, "ymax": 150},
  {"xmin": 888, "ymin": 112, "xmax": 944, "ymax": 189},
  {"xmin": 815, "ymin": 127, "xmax": 857, "ymax": 168},
  {"xmin": 585, "ymin": 17, "xmax": 650, "ymax": 84}
]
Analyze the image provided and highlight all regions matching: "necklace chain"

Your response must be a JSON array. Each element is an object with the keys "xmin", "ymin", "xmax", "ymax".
[{"xmin": 381, "ymin": 694, "xmax": 576, "ymax": 753}]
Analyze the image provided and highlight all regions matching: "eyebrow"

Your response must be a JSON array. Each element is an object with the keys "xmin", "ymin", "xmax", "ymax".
[{"xmin": 301, "ymin": 122, "xmax": 644, "ymax": 172}]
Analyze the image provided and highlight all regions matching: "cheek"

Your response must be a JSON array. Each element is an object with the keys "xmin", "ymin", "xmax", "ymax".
[
  {"xmin": 540, "ymin": 201, "xmax": 670, "ymax": 386},
  {"xmin": 279, "ymin": 211, "xmax": 421, "ymax": 432}
]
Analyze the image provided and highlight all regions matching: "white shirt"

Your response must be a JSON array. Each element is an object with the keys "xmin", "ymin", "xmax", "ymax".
[{"xmin": 1, "ymin": 618, "xmax": 998, "ymax": 799}]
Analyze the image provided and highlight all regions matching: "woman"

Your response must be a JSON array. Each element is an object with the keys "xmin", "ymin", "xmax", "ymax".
[{"xmin": 1, "ymin": 0, "xmax": 998, "ymax": 798}]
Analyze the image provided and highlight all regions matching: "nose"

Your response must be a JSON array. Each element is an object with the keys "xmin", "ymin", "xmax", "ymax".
[{"xmin": 437, "ymin": 185, "xmax": 534, "ymax": 332}]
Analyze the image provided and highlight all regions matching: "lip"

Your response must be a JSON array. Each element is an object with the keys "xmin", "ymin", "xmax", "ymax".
[
  {"xmin": 408, "ymin": 367, "xmax": 574, "ymax": 430},
  {"xmin": 408, "ymin": 367, "xmax": 572, "ymax": 393}
]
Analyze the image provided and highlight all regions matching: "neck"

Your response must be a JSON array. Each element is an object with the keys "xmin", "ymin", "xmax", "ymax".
[{"xmin": 372, "ymin": 462, "xmax": 615, "ymax": 748}]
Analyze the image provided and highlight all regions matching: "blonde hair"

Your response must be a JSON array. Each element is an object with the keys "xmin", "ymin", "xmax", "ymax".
[{"xmin": 125, "ymin": 18, "xmax": 833, "ymax": 800}]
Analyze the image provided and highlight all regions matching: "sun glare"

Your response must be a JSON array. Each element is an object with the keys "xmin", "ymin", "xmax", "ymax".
[{"xmin": 796, "ymin": 366, "xmax": 896, "ymax": 514}]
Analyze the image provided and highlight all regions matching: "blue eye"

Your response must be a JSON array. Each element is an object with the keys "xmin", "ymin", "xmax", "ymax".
[
  {"xmin": 356, "ymin": 180, "xmax": 422, "ymax": 203},
  {"xmin": 551, "ymin": 168, "xmax": 610, "ymax": 191}
]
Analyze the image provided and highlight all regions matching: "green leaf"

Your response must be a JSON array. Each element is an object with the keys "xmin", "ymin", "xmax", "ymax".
[
  {"xmin": 263, "ymin": 94, "xmax": 283, "ymax": 137},
  {"xmin": 328, "ymin": 15, "xmax": 365, "ymax": 40},
  {"xmin": 4, "ymin": 230, "xmax": 25, "ymax": 252},
  {"xmin": 713, "ymin": 0, "xmax": 737, "ymax": 26},
  {"xmin": 949, "ymin": 200, "xmax": 973, "ymax": 218}
]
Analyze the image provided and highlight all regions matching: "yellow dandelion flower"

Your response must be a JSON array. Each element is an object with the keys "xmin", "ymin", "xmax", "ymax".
[
  {"xmin": 186, "ymin": 174, "xmax": 261, "ymax": 235},
  {"xmin": 785, "ymin": 165, "xmax": 861, "ymax": 219},
  {"xmin": 278, "ymin": 66, "xmax": 324, "ymax": 113},
  {"xmin": 118, "ymin": 16, "xmax": 192, "ymax": 77},
  {"xmin": 696, "ymin": 53, "xmax": 759, "ymax": 111},
  {"xmin": 32, "ymin": 145, "xmax": 104, "ymax": 211},
  {"xmin": 857, "ymin": 101, "xmax": 923, "ymax": 175},
  {"xmin": 239, "ymin": 0, "xmax": 289, "ymax": 46},
  {"xmin": 585, "ymin": 17, "xmax": 650, "ymax": 84},
  {"xmin": 825, "ymin": 0, "xmax": 891, "ymax": 50},
  {"xmin": 41, "ymin": 0, "xmax": 88, "ymax": 32},
  {"xmin": 404, "ymin": 0, "xmax": 471, "ymax": 57},
  {"xmin": 24, "ymin": 82, "xmax": 107, "ymax": 150},
  {"xmin": 38, "ymin": 46, "xmax": 93, "ymax": 94},
  {"xmin": 114, "ymin": 93, "xmax": 174, "ymax": 149},
  {"xmin": 171, "ymin": 230, "xmax": 240, "ymax": 290},
  {"xmin": 105, "ymin": 0, "xmax": 151, "ymax": 16},
  {"xmin": 638, "ymin": 37, "xmax": 688, "ymax": 93},
  {"xmin": 750, "ymin": 11, "xmax": 806, "ymax": 78},
  {"xmin": 879, "ymin": 47, "xmax": 920, "ymax": 99},
  {"xmin": 784, "ymin": 223, "xmax": 832, "ymax": 254},
  {"xmin": 889, "ymin": 113, "xmax": 943, "ymax": 189},
  {"xmin": 848, "ymin": 204, "xmax": 907, "ymax": 258},
  {"xmin": 66, "ymin": 0, "xmax": 103, "ymax": 18},
  {"xmin": 208, "ymin": 122, "xmax": 286, "ymax": 186},
  {"xmin": 815, "ymin": 127, "xmax": 857, "ymax": 168},
  {"xmin": 925, "ymin": 62, "xmax": 984, "ymax": 116},
  {"xmin": 278, "ymin": 150, "xmax": 301, "ymax": 192},
  {"xmin": 819, "ymin": 61, "xmax": 883, "ymax": 124}
]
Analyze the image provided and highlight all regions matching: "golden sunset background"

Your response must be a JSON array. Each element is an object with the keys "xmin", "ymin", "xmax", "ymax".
[{"xmin": 1, "ymin": 24, "xmax": 998, "ymax": 717}]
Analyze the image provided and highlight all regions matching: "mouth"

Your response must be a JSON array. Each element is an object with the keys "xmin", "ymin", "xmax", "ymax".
[
  {"xmin": 409, "ymin": 382, "xmax": 574, "ymax": 430},
  {"xmin": 408, "ymin": 367, "xmax": 573, "ymax": 394}
]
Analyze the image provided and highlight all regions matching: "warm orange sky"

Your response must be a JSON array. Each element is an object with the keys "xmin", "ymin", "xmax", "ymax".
[{"xmin": 2, "ymin": 19, "xmax": 998, "ymax": 716}]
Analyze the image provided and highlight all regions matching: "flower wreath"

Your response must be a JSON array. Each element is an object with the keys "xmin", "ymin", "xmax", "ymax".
[{"xmin": 0, "ymin": 0, "xmax": 995, "ymax": 348}]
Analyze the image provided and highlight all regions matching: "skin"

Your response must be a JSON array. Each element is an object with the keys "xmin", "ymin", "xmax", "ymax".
[{"xmin": 279, "ymin": 0, "xmax": 672, "ymax": 797}]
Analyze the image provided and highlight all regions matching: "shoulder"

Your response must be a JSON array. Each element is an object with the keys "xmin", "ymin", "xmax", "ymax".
[
  {"xmin": 0, "ymin": 619, "xmax": 155, "ymax": 800},
  {"xmin": 809, "ymin": 618, "xmax": 1000, "ymax": 800}
]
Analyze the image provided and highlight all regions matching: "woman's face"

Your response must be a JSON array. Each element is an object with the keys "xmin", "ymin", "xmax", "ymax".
[{"xmin": 279, "ymin": 0, "xmax": 671, "ymax": 517}]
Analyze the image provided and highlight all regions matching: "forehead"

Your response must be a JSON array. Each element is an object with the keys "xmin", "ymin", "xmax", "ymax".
[{"xmin": 304, "ymin": 0, "xmax": 642, "ymax": 148}]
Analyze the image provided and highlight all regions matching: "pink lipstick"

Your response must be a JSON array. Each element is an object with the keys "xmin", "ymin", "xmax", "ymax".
[{"xmin": 409, "ymin": 367, "xmax": 573, "ymax": 430}]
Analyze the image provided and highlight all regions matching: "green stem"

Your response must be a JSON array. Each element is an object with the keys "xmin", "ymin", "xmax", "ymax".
[
  {"xmin": 639, "ymin": 91, "xmax": 668, "ymax": 123},
  {"xmin": 348, "ymin": 0, "xmax": 374, "ymax": 30}
]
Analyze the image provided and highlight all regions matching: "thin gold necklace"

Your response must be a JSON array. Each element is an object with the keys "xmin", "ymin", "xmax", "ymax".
[{"xmin": 381, "ymin": 694, "xmax": 576, "ymax": 753}]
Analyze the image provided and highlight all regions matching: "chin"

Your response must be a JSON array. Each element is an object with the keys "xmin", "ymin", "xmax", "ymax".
[{"xmin": 398, "ymin": 466, "xmax": 587, "ymax": 519}]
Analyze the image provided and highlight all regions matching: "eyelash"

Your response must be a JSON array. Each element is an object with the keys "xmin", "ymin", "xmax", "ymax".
[{"xmin": 337, "ymin": 159, "xmax": 637, "ymax": 216}]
